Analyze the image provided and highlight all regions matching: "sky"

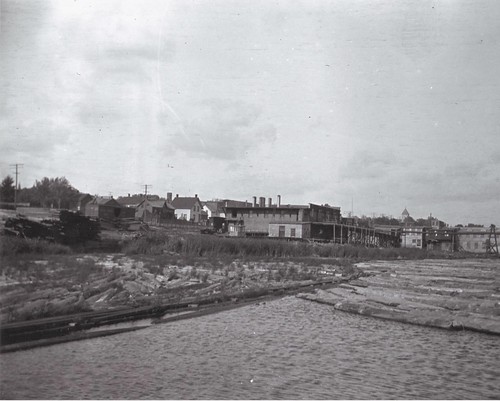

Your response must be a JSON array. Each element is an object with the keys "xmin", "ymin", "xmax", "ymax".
[{"xmin": 1, "ymin": 0, "xmax": 499, "ymax": 226}]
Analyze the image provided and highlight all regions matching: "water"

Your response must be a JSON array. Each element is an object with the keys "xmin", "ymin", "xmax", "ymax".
[{"xmin": 1, "ymin": 297, "xmax": 499, "ymax": 399}]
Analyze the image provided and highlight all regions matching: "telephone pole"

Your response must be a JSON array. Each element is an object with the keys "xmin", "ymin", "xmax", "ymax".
[
  {"xmin": 142, "ymin": 184, "xmax": 152, "ymax": 199},
  {"xmin": 9, "ymin": 163, "xmax": 23, "ymax": 209}
]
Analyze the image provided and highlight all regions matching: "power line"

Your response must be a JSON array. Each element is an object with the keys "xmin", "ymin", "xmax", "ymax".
[{"xmin": 9, "ymin": 163, "xmax": 23, "ymax": 208}]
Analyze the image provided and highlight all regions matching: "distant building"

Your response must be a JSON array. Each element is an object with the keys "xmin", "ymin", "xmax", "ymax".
[
  {"xmin": 428, "ymin": 214, "xmax": 446, "ymax": 229},
  {"xmin": 135, "ymin": 199, "xmax": 175, "ymax": 225},
  {"xmin": 456, "ymin": 226, "xmax": 493, "ymax": 253},
  {"xmin": 203, "ymin": 201, "xmax": 226, "ymax": 219},
  {"xmin": 171, "ymin": 194, "xmax": 204, "ymax": 223},
  {"xmin": 401, "ymin": 226, "xmax": 425, "ymax": 248},
  {"xmin": 116, "ymin": 194, "xmax": 159, "ymax": 209},
  {"xmin": 84, "ymin": 197, "xmax": 134, "ymax": 220},
  {"xmin": 224, "ymin": 195, "xmax": 341, "ymax": 238},
  {"xmin": 426, "ymin": 228, "xmax": 457, "ymax": 252},
  {"xmin": 401, "ymin": 207, "xmax": 410, "ymax": 222},
  {"xmin": 76, "ymin": 194, "xmax": 93, "ymax": 213}
]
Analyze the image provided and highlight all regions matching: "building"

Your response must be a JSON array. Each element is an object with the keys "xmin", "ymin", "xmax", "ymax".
[
  {"xmin": 203, "ymin": 201, "xmax": 226, "ymax": 219},
  {"xmin": 224, "ymin": 195, "xmax": 341, "ymax": 238},
  {"xmin": 456, "ymin": 226, "xmax": 497, "ymax": 254},
  {"xmin": 84, "ymin": 197, "xmax": 134, "ymax": 220},
  {"xmin": 135, "ymin": 199, "xmax": 175, "ymax": 225},
  {"xmin": 401, "ymin": 207, "xmax": 410, "ymax": 222},
  {"xmin": 401, "ymin": 226, "xmax": 425, "ymax": 248},
  {"xmin": 171, "ymin": 194, "xmax": 204, "ymax": 223},
  {"xmin": 425, "ymin": 228, "xmax": 457, "ymax": 252},
  {"xmin": 76, "ymin": 194, "xmax": 93, "ymax": 213},
  {"xmin": 429, "ymin": 215, "xmax": 446, "ymax": 230},
  {"xmin": 116, "ymin": 194, "xmax": 158, "ymax": 209}
]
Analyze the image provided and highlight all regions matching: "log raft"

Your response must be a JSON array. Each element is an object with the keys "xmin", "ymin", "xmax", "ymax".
[{"xmin": 298, "ymin": 259, "xmax": 500, "ymax": 335}]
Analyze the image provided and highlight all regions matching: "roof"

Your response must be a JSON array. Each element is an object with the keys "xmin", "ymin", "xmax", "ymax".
[
  {"xmin": 224, "ymin": 203, "xmax": 339, "ymax": 211},
  {"xmin": 137, "ymin": 199, "xmax": 175, "ymax": 210},
  {"xmin": 88, "ymin": 197, "xmax": 121, "ymax": 207},
  {"xmin": 149, "ymin": 200, "xmax": 175, "ymax": 210},
  {"xmin": 203, "ymin": 201, "xmax": 224, "ymax": 213},
  {"xmin": 116, "ymin": 195, "xmax": 149, "ymax": 206},
  {"xmin": 78, "ymin": 193, "xmax": 93, "ymax": 201},
  {"xmin": 402, "ymin": 208, "xmax": 409, "ymax": 216},
  {"xmin": 223, "ymin": 199, "xmax": 251, "ymax": 208},
  {"xmin": 309, "ymin": 203, "xmax": 341, "ymax": 211},
  {"xmin": 171, "ymin": 196, "xmax": 202, "ymax": 209}
]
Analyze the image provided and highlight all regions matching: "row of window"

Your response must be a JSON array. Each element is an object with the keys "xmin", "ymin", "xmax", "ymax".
[{"xmin": 231, "ymin": 210, "xmax": 299, "ymax": 219}]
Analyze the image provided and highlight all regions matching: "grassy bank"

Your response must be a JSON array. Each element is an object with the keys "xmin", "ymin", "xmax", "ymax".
[
  {"xmin": 120, "ymin": 232, "xmax": 458, "ymax": 260},
  {"xmin": 2, "ymin": 231, "xmax": 474, "ymax": 260}
]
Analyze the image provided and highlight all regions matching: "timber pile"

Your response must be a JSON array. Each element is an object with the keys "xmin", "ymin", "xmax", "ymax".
[
  {"xmin": 4, "ymin": 210, "xmax": 100, "ymax": 245},
  {"xmin": 298, "ymin": 259, "xmax": 500, "ymax": 335}
]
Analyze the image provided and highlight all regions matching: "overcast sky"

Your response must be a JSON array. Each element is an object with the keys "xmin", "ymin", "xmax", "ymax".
[{"xmin": 1, "ymin": 0, "xmax": 499, "ymax": 226}]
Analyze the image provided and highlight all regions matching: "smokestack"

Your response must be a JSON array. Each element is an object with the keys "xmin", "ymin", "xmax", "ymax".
[
  {"xmin": 253, "ymin": 196, "xmax": 257, "ymax": 207},
  {"xmin": 277, "ymin": 195, "xmax": 281, "ymax": 207},
  {"xmin": 259, "ymin": 197, "xmax": 265, "ymax": 207},
  {"xmin": 167, "ymin": 192, "xmax": 172, "ymax": 203},
  {"xmin": 268, "ymin": 197, "xmax": 272, "ymax": 207}
]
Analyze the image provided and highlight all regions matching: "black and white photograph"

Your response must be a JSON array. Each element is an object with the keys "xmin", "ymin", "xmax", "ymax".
[{"xmin": 1, "ymin": 0, "xmax": 499, "ymax": 399}]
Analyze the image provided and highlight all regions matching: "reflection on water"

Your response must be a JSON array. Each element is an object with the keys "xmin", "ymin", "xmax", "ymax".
[{"xmin": 1, "ymin": 297, "xmax": 499, "ymax": 399}]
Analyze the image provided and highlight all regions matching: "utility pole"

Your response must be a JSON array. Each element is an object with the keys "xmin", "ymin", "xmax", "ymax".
[
  {"xmin": 9, "ymin": 163, "xmax": 23, "ymax": 209},
  {"xmin": 142, "ymin": 184, "xmax": 152, "ymax": 199}
]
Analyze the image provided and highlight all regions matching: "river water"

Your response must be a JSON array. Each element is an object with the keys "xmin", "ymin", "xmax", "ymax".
[{"xmin": 1, "ymin": 296, "xmax": 499, "ymax": 399}]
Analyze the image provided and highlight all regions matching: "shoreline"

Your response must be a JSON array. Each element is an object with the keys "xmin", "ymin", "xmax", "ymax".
[{"xmin": 0, "ymin": 276, "xmax": 353, "ymax": 353}]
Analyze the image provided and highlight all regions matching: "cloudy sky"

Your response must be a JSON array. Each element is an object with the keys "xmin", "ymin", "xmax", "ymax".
[{"xmin": 1, "ymin": 0, "xmax": 499, "ymax": 226}]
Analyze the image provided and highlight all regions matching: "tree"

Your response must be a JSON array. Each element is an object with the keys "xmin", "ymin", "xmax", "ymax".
[
  {"xmin": 0, "ymin": 175, "xmax": 15, "ymax": 203},
  {"xmin": 32, "ymin": 177, "xmax": 80, "ymax": 209}
]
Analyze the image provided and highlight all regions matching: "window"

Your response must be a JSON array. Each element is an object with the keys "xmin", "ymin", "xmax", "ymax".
[
  {"xmin": 232, "ymin": 210, "xmax": 237, "ymax": 218},
  {"xmin": 279, "ymin": 225, "xmax": 285, "ymax": 238},
  {"xmin": 474, "ymin": 242, "xmax": 479, "ymax": 249},
  {"xmin": 291, "ymin": 228, "xmax": 296, "ymax": 237},
  {"xmin": 417, "ymin": 239, "xmax": 421, "ymax": 246},
  {"xmin": 412, "ymin": 239, "xmax": 416, "ymax": 244}
]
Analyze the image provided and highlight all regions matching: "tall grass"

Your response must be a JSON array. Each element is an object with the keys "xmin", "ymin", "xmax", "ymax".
[
  {"xmin": 121, "ymin": 233, "xmax": 451, "ymax": 260},
  {"xmin": 1, "ymin": 236, "xmax": 71, "ymax": 256}
]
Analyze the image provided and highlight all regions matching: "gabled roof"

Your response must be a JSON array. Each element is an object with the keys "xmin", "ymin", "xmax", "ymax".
[
  {"xmin": 204, "ymin": 201, "xmax": 225, "ymax": 213},
  {"xmin": 171, "ymin": 196, "xmax": 202, "ymax": 209},
  {"xmin": 78, "ymin": 193, "xmax": 93, "ymax": 201},
  {"xmin": 88, "ymin": 197, "xmax": 121, "ymax": 207},
  {"xmin": 402, "ymin": 208, "xmax": 409, "ymax": 216},
  {"xmin": 149, "ymin": 200, "xmax": 175, "ymax": 210},
  {"xmin": 137, "ymin": 199, "xmax": 175, "ymax": 210},
  {"xmin": 116, "ymin": 195, "xmax": 149, "ymax": 206}
]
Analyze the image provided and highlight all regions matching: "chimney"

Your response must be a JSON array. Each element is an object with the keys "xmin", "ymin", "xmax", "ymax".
[
  {"xmin": 253, "ymin": 196, "xmax": 257, "ymax": 207},
  {"xmin": 259, "ymin": 197, "xmax": 265, "ymax": 207},
  {"xmin": 268, "ymin": 197, "xmax": 272, "ymax": 207},
  {"xmin": 167, "ymin": 192, "xmax": 172, "ymax": 203},
  {"xmin": 195, "ymin": 194, "xmax": 198, "ymax": 198},
  {"xmin": 128, "ymin": 193, "xmax": 130, "ymax": 197},
  {"xmin": 277, "ymin": 195, "xmax": 281, "ymax": 207},
  {"xmin": 176, "ymin": 194, "xmax": 179, "ymax": 198}
]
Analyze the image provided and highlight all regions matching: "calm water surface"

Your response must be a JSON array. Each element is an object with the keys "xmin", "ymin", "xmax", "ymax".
[{"xmin": 1, "ymin": 296, "xmax": 499, "ymax": 399}]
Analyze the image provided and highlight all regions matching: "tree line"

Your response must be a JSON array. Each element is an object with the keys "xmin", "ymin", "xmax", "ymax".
[{"xmin": 0, "ymin": 175, "xmax": 81, "ymax": 210}]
